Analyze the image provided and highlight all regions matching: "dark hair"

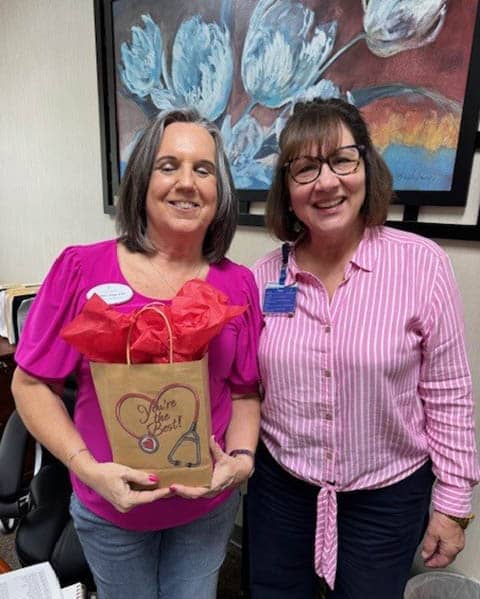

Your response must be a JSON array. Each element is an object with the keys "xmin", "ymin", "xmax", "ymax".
[
  {"xmin": 266, "ymin": 98, "xmax": 394, "ymax": 241},
  {"xmin": 116, "ymin": 107, "xmax": 237, "ymax": 263}
]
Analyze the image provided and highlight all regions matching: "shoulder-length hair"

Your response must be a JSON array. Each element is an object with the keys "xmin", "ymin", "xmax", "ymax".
[
  {"xmin": 267, "ymin": 98, "xmax": 394, "ymax": 242},
  {"xmin": 116, "ymin": 107, "xmax": 237, "ymax": 263}
]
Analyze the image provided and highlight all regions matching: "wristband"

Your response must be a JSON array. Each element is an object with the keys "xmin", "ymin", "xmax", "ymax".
[
  {"xmin": 437, "ymin": 511, "xmax": 475, "ymax": 530},
  {"xmin": 67, "ymin": 447, "xmax": 89, "ymax": 468},
  {"xmin": 229, "ymin": 449, "xmax": 255, "ymax": 478}
]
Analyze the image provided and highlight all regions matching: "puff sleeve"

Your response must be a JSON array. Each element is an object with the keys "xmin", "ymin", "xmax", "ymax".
[
  {"xmin": 228, "ymin": 268, "xmax": 263, "ymax": 395},
  {"xmin": 15, "ymin": 247, "xmax": 87, "ymax": 381}
]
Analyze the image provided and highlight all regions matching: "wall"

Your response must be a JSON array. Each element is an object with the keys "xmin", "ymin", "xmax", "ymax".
[
  {"xmin": 1, "ymin": 0, "xmax": 479, "ymax": 581},
  {"xmin": 0, "ymin": 0, "xmax": 115, "ymax": 283}
]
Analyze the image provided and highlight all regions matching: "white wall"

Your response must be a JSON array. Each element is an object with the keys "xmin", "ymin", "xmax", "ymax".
[
  {"xmin": 0, "ymin": 0, "xmax": 115, "ymax": 283},
  {"xmin": 1, "ymin": 0, "xmax": 479, "ymax": 581}
]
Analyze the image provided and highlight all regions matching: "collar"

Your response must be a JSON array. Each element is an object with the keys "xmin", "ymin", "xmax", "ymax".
[
  {"xmin": 283, "ymin": 244, "xmax": 301, "ymax": 285},
  {"xmin": 286, "ymin": 226, "xmax": 381, "ymax": 281},
  {"xmin": 348, "ymin": 226, "xmax": 380, "ymax": 272}
]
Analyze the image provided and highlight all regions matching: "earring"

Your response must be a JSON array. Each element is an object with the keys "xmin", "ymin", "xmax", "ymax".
[{"xmin": 293, "ymin": 219, "xmax": 303, "ymax": 233}]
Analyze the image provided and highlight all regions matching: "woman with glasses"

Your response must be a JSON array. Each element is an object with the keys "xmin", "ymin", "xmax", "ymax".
[{"xmin": 248, "ymin": 98, "xmax": 479, "ymax": 599}]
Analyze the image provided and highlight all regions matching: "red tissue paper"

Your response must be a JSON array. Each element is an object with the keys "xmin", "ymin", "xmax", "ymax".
[{"xmin": 60, "ymin": 280, "xmax": 247, "ymax": 363}]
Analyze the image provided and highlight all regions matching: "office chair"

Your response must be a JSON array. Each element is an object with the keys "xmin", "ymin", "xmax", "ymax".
[
  {"xmin": 0, "ymin": 382, "xmax": 93, "ymax": 589},
  {"xmin": 0, "ymin": 557, "xmax": 11, "ymax": 573},
  {"xmin": 0, "ymin": 410, "xmax": 30, "ymax": 533}
]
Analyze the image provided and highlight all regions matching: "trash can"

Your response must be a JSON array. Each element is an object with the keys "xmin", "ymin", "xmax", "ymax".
[{"xmin": 405, "ymin": 572, "xmax": 480, "ymax": 598}]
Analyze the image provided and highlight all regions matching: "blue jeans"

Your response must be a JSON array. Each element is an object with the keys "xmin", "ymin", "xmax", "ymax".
[
  {"xmin": 70, "ymin": 491, "xmax": 240, "ymax": 599},
  {"xmin": 247, "ymin": 441, "xmax": 434, "ymax": 599}
]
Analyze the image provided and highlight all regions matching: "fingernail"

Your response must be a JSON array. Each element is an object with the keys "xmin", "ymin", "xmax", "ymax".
[
  {"xmin": 148, "ymin": 474, "xmax": 158, "ymax": 482},
  {"xmin": 169, "ymin": 486, "xmax": 177, "ymax": 492}
]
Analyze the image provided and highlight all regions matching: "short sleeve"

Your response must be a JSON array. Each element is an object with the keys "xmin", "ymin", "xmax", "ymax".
[
  {"xmin": 228, "ymin": 268, "xmax": 263, "ymax": 395},
  {"xmin": 15, "ymin": 247, "xmax": 87, "ymax": 381}
]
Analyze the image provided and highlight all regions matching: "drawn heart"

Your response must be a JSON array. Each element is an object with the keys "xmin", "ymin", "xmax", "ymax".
[
  {"xmin": 115, "ymin": 384, "xmax": 200, "ymax": 456},
  {"xmin": 141, "ymin": 436, "xmax": 157, "ymax": 452},
  {"xmin": 139, "ymin": 434, "xmax": 159, "ymax": 454}
]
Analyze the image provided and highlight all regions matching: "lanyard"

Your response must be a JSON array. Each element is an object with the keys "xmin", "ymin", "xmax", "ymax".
[
  {"xmin": 278, "ymin": 243, "xmax": 290, "ymax": 285},
  {"xmin": 262, "ymin": 243, "xmax": 297, "ymax": 315}
]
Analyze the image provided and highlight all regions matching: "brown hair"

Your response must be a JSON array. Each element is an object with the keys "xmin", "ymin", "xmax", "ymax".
[
  {"xmin": 266, "ymin": 98, "xmax": 394, "ymax": 241},
  {"xmin": 116, "ymin": 107, "xmax": 237, "ymax": 263}
]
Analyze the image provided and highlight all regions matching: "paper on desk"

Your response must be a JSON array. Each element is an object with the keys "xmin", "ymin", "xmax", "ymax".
[{"xmin": 0, "ymin": 562, "xmax": 63, "ymax": 599}]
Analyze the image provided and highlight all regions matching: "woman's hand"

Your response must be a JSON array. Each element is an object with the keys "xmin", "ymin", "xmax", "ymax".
[
  {"xmin": 11, "ymin": 370, "xmax": 173, "ymax": 513},
  {"xmin": 421, "ymin": 510, "xmax": 465, "ymax": 568},
  {"xmin": 169, "ymin": 436, "xmax": 253, "ymax": 499},
  {"xmin": 75, "ymin": 456, "xmax": 173, "ymax": 513}
]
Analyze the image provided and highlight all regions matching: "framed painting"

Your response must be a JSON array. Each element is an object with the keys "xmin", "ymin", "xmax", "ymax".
[{"xmin": 94, "ymin": 0, "xmax": 480, "ymax": 239}]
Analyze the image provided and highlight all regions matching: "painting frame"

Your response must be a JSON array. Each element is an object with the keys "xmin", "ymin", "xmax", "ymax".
[{"xmin": 94, "ymin": 0, "xmax": 480, "ymax": 240}]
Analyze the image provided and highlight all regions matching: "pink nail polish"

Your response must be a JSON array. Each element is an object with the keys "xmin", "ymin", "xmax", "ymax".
[{"xmin": 148, "ymin": 474, "xmax": 158, "ymax": 483}]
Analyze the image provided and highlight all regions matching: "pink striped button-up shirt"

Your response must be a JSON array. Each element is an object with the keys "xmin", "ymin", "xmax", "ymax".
[{"xmin": 252, "ymin": 226, "xmax": 480, "ymax": 589}]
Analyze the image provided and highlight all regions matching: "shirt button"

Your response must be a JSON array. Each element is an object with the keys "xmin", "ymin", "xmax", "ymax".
[
  {"xmin": 325, "ymin": 413, "xmax": 333, "ymax": 421},
  {"xmin": 324, "ymin": 369, "xmax": 332, "ymax": 377},
  {"xmin": 326, "ymin": 452, "xmax": 333, "ymax": 460},
  {"xmin": 325, "ymin": 326, "xmax": 331, "ymax": 333}
]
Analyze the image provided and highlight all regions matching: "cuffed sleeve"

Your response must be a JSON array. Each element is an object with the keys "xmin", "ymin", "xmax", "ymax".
[{"xmin": 432, "ymin": 480, "xmax": 475, "ymax": 517}]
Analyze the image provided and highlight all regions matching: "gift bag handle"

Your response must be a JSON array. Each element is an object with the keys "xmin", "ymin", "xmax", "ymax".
[
  {"xmin": 126, "ymin": 302, "xmax": 174, "ymax": 365},
  {"xmin": 122, "ymin": 303, "xmax": 203, "ymax": 468}
]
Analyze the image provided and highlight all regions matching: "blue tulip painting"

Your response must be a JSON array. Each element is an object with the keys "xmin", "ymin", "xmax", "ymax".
[{"xmin": 107, "ymin": 0, "xmax": 479, "ymax": 206}]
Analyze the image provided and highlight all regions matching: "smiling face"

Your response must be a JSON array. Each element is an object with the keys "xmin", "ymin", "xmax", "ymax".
[
  {"xmin": 145, "ymin": 122, "xmax": 218, "ymax": 247},
  {"xmin": 287, "ymin": 122, "xmax": 366, "ymax": 244}
]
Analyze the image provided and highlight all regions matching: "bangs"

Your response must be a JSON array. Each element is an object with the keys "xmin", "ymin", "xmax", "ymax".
[{"xmin": 280, "ymin": 114, "xmax": 344, "ymax": 162}]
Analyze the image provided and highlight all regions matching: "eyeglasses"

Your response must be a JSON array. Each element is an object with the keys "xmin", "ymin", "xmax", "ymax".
[{"xmin": 285, "ymin": 144, "xmax": 365, "ymax": 184}]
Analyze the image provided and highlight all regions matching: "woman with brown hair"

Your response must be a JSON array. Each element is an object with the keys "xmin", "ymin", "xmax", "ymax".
[
  {"xmin": 12, "ymin": 107, "xmax": 261, "ymax": 599},
  {"xmin": 248, "ymin": 98, "xmax": 479, "ymax": 599}
]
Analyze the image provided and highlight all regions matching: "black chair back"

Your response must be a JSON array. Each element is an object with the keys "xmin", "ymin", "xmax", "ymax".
[{"xmin": 0, "ymin": 379, "xmax": 94, "ymax": 589}]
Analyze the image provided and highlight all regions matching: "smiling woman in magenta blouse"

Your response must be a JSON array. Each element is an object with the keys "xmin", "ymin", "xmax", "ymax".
[
  {"xmin": 12, "ymin": 108, "xmax": 261, "ymax": 599},
  {"xmin": 248, "ymin": 98, "xmax": 479, "ymax": 599}
]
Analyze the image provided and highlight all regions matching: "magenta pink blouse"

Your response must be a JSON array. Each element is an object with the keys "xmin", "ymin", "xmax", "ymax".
[{"xmin": 15, "ymin": 239, "xmax": 261, "ymax": 530}]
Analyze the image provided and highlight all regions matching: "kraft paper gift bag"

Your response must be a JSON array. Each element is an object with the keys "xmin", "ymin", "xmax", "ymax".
[{"xmin": 90, "ymin": 306, "xmax": 213, "ymax": 488}]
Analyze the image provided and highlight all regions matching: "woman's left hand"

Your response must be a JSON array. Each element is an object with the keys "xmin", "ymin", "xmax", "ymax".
[
  {"xmin": 421, "ymin": 510, "xmax": 465, "ymax": 568},
  {"xmin": 169, "ymin": 436, "xmax": 253, "ymax": 499}
]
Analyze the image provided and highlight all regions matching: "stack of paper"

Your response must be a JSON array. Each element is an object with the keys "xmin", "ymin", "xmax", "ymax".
[
  {"xmin": 0, "ymin": 562, "xmax": 86, "ymax": 598},
  {"xmin": 0, "ymin": 284, "xmax": 40, "ymax": 343}
]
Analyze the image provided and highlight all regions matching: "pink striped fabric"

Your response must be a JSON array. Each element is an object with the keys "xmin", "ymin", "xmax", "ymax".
[{"xmin": 252, "ymin": 225, "xmax": 479, "ymax": 589}]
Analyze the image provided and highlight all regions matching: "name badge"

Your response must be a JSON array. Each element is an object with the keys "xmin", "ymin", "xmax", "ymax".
[
  {"xmin": 263, "ymin": 283, "xmax": 297, "ymax": 315},
  {"xmin": 86, "ymin": 283, "xmax": 133, "ymax": 305}
]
